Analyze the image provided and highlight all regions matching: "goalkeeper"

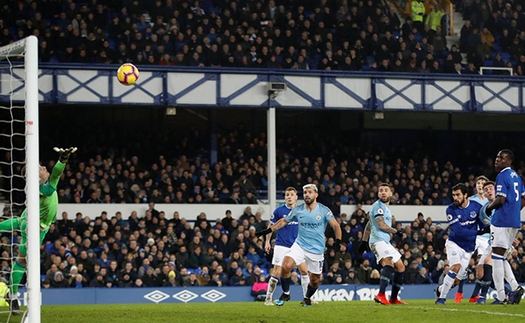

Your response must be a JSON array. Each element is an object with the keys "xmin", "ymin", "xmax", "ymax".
[{"xmin": 0, "ymin": 147, "xmax": 77, "ymax": 314}]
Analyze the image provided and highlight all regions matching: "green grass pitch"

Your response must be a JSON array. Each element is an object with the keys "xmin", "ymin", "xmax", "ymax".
[{"xmin": 1, "ymin": 300, "xmax": 525, "ymax": 323}]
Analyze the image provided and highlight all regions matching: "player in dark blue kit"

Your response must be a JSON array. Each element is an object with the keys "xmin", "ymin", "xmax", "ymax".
[
  {"xmin": 263, "ymin": 187, "xmax": 310, "ymax": 306},
  {"xmin": 435, "ymin": 183, "xmax": 484, "ymax": 304},
  {"xmin": 485, "ymin": 149, "xmax": 525, "ymax": 304}
]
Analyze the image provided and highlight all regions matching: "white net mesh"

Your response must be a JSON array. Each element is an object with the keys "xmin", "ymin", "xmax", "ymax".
[{"xmin": 0, "ymin": 42, "xmax": 28, "ymax": 322}]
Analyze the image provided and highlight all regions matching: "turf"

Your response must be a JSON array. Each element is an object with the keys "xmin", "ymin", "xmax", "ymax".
[{"xmin": 1, "ymin": 300, "xmax": 525, "ymax": 323}]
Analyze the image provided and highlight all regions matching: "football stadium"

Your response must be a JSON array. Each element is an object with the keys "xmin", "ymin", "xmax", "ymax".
[{"xmin": 0, "ymin": 0, "xmax": 524, "ymax": 322}]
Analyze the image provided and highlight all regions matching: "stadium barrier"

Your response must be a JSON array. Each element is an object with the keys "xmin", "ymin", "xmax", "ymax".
[{"xmin": 17, "ymin": 284, "xmax": 519, "ymax": 305}]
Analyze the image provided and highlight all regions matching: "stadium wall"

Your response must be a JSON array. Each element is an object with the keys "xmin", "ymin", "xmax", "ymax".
[{"xmin": 17, "ymin": 284, "xmax": 520, "ymax": 305}]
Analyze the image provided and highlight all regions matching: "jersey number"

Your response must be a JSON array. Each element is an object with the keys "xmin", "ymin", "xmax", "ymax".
[{"xmin": 514, "ymin": 182, "xmax": 519, "ymax": 201}]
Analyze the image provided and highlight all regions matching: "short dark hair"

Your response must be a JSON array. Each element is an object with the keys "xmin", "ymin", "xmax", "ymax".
[
  {"xmin": 500, "ymin": 149, "xmax": 514, "ymax": 162},
  {"xmin": 379, "ymin": 183, "xmax": 392, "ymax": 189},
  {"xmin": 451, "ymin": 183, "xmax": 468, "ymax": 194},
  {"xmin": 483, "ymin": 181, "xmax": 495, "ymax": 188}
]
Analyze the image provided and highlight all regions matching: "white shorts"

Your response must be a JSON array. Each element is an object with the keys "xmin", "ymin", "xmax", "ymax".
[
  {"xmin": 490, "ymin": 225, "xmax": 518, "ymax": 250},
  {"xmin": 478, "ymin": 242, "xmax": 492, "ymax": 264},
  {"xmin": 475, "ymin": 236, "xmax": 490, "ymax": 258},
  {"xmin": 272, "ymin": 245, "xmax": 291, "ymax": 266},
  {"xmin": 370, "ymin": 241, "xmax": 401, "ymax": 264},
  {"xmin": 285, "ymin": 242, "xmax": 324, "ymax": 274},
  {"xmin": 445, "ymin": 240, "xmax": 473, "ymax": 278}
]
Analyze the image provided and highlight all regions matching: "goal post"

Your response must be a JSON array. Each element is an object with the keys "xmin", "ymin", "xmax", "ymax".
[{"xmin": 0, "ymin": 35, "xmax": 41, "ymax": 323}]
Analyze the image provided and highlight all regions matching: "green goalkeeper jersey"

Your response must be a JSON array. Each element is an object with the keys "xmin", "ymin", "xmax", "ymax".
[{"xmin": 37, "ymin": 161, "xmax": 65, "ymax": 230}]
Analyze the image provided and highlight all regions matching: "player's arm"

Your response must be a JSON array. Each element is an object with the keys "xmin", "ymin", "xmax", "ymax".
[
  {"xmin": 362, "ymin": 220, "xmax": 371, "ymax": 242},
  {"xmin": 264, "ymin": 221, "xmax": 274, "ymax": 253},
  {"xmin": 328, "ymin": 217, "xmax": 342, "ymax": 241},
  {"xmin": 255, "ymin": 218, "xmax": 288, "ymax": 237},
  {"xmin": 486, "ymin": 195, "xmax": 505, "ymax": 214},
  {"xmin": 375, "ymin": 216, "xmax": 397, "ymax": 234},
  {"xmin": 48, "ymin": 147, "xmax": 77, "ymax": 188}
]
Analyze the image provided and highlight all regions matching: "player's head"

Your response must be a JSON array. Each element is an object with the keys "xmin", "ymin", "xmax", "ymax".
[
  {"xmin": 475, "ymin": 175, "xmax": 489, "ymax": 194},
  {"xmin": 495, "ymin": 149, "xmax": 514, "ymax": 171},
  {"xmin": 378, "ymin": 183, "xmax": 393, "ymax": 203},
  {"xmin": 482, "ymin": 180, "xmax": 495, "ymax": 200},
  {"xmin": 451, "ymin": 183, "xmax": 468, "ymax": 207},
  {"xmin": 26, "ymin": 164, "xmax": 50, "ymax": 184},
  {"xmin": 284, "ymin": 187, "xmax": 298, "ymax": 206},
  {"xmin": 302, "ymin": 183, "xmax": 318, "ymax": 206}
]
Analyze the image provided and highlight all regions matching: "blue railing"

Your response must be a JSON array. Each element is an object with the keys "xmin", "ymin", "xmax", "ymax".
[{"xmin": 1, "ymin": 63, "xmax": 524, "ymax": 113}]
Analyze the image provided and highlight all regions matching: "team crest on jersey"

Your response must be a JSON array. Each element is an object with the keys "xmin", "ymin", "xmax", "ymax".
[
  {"xmin": 377, "ymin": 209, "xmax": 384, "ymax": 215},
  {"xmin": 446, "ymin": 214, "xmax": 453, "ymax": 221},
  {"xmin": 270, "ymin": 214, "xmax": 274, "ymax": 220},
  {"xmin": 497, "ymin": 185, "xmax": 502, "ymax": 191},
  {"xmin": 315, "ymin": 215, "xmax": 322, "ymax": 221},
  {"xmin": 469, "ymin": 211, "xmax": 477, "ymax": 219},
  {"xmin": 452, "ymin": 251, "xmax": 457, "ymax": 256}
]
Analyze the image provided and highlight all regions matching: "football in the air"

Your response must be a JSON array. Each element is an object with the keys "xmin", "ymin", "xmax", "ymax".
[{"xmin": 117, "ymin": 63, "xmax": 139, "ymax": 86}]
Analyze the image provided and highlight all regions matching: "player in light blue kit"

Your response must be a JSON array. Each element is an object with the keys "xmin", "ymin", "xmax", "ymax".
[
  {"xmin": 435, "ymin": 183, "xmax": 483, "ymax": 304},
  {"xmin": 365, "ymin": 183, "xmax": 406, "ymax": 305},
  {"xmin": 485, "ymin": 149, "xmax": 525, "ymax": 304},
  {"xmin": 256, "ymin": 184, "xmax": 342, "ymax": 307},
  {"xmin": 472, "ymin": 180, "xmax": 498, "ymax": 304},
  {"xmin": 455, "ymin": 175, "xmax": 490, "ymax": 303},
  {"xmin": 263, "ymin": 187, "xmax": 310, "ymax": 306}
]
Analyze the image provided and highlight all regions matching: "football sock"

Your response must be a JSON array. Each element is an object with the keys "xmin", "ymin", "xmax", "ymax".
[
  {"xmin": 480, "ymin": 265, "xmax": 492, "ymax": 298},
  {"xmin": 492, "ymin": 254, "xmax": 506, "ymax": 301},
  {"xmin": 440, "ymin": 270, "xmax": 457, "ymax": 299},
  {"xmin": 281, "ymin": 277, "xmax": 291, "ymax": 294},
  {"xmin": 503, "ymin": 259, "xmax": 519, "ymax": 291},
  {"xmin": 391, "ymin": 271, "xmax": 404, "ymax": 300},
  {"xmin": 266, "ymin": 276, "xmax": 278, "ymax": 300},
  {"xmin": 10, "ymin": 260, "xmax": 25, "ymax": 295},
  {"xmin": 305, "ymin": 284, "xmax": 317, "ymax": 299},
  {"xmin": 457, "ymin": 278, "xmax": 465, "ymax": 293},
  {"xmin": 379, "ymin": 265, "xmax": 394, "ymax": 295},
  {"xmin": 301, "ymin": 274, "xmax": 310, "ymax": 298},
  {"xmin": 471, "ymin": 282, "xmax": 481, "ymax": 298}
]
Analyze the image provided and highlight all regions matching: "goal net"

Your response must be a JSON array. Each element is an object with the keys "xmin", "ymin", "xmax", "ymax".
[{"xmin": 0, "ymin": 36, "xmax": 40, "ymax": 323}]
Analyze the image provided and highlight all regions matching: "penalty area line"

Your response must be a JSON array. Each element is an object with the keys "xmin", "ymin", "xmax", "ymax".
[{"xmin": 408, "ymin": 305, "xmax": 525, "ymax": 318}]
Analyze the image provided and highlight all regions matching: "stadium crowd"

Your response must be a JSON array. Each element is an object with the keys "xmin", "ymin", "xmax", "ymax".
[
  {"xmin": 1, "ymin": 128, "xmax": 525, "ymax": 289},
  {"xmin": 0, "ymin": 0, "xmax": 524, "ymax": 74}
]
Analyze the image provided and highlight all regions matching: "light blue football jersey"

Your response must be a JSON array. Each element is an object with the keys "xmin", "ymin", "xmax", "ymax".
[
  {"xmin": 285, "ymin": 202, "xmax": 334, "ymax": 254},
  {"xmin": 368, "ymin": 200, "xmax": 392, "ymax": 245}
]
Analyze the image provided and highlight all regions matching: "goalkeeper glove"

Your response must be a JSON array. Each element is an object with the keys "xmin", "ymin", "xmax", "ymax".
[
  {"xmin": 255, "ymin": 228, "xmax": 272, "ymax": 237},
  {"xmin": 54, "ymin": 147, "xmax": 78, "ymax": 163}
]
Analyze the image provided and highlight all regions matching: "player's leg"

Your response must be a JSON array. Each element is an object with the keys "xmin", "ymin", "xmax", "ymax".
[
  {"xmin": 6, "ymin": 216, "xmax": 26, "ymax": 315},
  {"xmin": 491, "ymin": 226, "xmax": 516, "ymax": 304},
  {"xmin": 265, "ymin": 265, "xmax": 280, "ymax": 305},
  {"xmin": 503, "ymin": 228, "xmax": 523, "ymax": 304},
  {"xmin": 265, "ymin": 245, "xmax": 287, "ymax": 305},
  {"xmin": 275, "ymin": 256, "xmax": 296, "ymax": 305},
  {"xmin": 469, "ymin": 236, "xmax": 490, "ymax": 302},
  {"xmin": 390, "ymin": 258, "xmax": 406, "ymax": 304},
  {"xmin": 275, "ymin": 244, "xmax": 303, "ymax": 306},
  {"xmin": 297, "ymin": 261, "xmax": 310, "ymax": 298},
  {"xmin": 375, "ymin": 256, "xmax": 394, "ymax": 305},
  {"xmin": 301, "ymin": 251, "xmax": 324, "ymax": 307},
  {"xmin": 437, "ymin": 241, "xmax": 470, "ymax": 304}
]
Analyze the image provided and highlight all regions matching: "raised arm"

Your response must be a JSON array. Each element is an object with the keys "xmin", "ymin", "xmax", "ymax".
[{"xmin": 362, "ymin": 220, "xmax": 371, "ymax": 242}]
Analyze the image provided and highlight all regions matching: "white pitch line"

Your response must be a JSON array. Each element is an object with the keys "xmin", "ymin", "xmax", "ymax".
[{"xmin": 409, "ymin": 305, "xmax": 525, "ymax": 318}]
